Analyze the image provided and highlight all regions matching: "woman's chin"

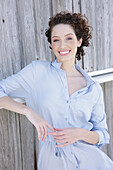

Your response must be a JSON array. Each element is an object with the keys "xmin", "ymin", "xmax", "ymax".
[{"xmin": 56, "ymin": 56, "xmax": 74, "ymax": 62}]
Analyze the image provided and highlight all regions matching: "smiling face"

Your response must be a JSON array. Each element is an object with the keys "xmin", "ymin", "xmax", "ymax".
[{"xmin": 51, "ymin": 24, "xmax": 82, "ymax": 63}]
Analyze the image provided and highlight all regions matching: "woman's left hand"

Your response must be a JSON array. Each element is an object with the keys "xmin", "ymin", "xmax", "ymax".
[{"xmin": 48, "ymin": 127, "xmax": 83, "ymax": 147}]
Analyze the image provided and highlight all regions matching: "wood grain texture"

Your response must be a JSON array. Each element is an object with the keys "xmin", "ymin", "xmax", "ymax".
[
  {"xmin": 0, "ymin": 0, "xmax": 113, "ymax": 169},
  {"xmin": 52, "ymin": 0, "xmax": 72, "ymax": 15},
  {"xmin": 104, "ymin": 82, "xmax": 113, "ymax": 160}
]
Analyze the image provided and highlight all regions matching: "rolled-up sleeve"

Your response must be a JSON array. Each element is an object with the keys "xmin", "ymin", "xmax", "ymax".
[
  {"xmin": 90, "ymin": 85, "xmax": 110, "ymax": 148},
  {"xmin": 0, "ymin": 61, "xmax": 36, "ymax": 101}
]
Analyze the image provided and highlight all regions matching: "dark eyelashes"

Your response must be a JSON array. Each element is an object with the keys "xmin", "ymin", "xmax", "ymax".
[
  {"xmin": 53, "ymin": 39, "xmax": 59, "ymax": 42},
  {"xmin": 67, "ymin": 37, "xmax": 72, "ymax": 40},
  {"xmin": 53, "ymin": 37, "xmax": 72, "ymax": 42}
]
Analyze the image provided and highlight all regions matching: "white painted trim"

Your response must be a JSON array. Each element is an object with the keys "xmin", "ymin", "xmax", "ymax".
[
  {"xmin": 88, "ymin": 68, "xmax": 113, "ymax": 77},
  {"xmin": 87, "ymin": 68, "xmax": 113, "ymax": 84}
]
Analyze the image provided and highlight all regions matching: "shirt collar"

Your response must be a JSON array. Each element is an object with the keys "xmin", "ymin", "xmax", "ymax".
[
  {"xmin": 51, "ymin": 59, "xmax": 62, "ymax": 70},
  {"xmin": 51, "ymin": 59, "xmax": 95, "ymax": 87},
  {"xmin": 75, "ymin": 64, "xmax": 95, "ymax": 86}
]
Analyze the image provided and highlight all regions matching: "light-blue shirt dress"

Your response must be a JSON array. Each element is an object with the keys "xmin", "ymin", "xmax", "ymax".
[{"xmin": 0, "ymin": 59, "xmax": 113, "ymax": 170}]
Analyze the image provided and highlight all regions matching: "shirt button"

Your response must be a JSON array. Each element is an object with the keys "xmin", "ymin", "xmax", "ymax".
[
  {"xmin": 55, "ymin": 152, "xmax": 58, "ymax": 156},
  {"xmin": 65, "ymin": 117, "xmax": 68, "ymax": 121}
]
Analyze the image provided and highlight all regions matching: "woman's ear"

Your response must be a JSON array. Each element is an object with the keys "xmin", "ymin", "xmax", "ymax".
[{"xmin": 77, "ymin": 38, "xmax": 83, "ymax": 47}]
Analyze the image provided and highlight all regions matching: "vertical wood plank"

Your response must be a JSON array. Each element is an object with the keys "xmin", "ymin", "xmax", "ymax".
[
  {"xmin": 14, "ymin": 0, "xmax": 38, "ymax": 169},
  {"xmin": 52, "ymin": 0, "xmax": 72, "ymax": 15},
  {"xmin": 80, "ymin": 0, "xmax": 97, "ymax": 72},
  {"xmin": 104, "ymin": 82, "xmax": 113, "ymax": 160},
  {"xmin": 33, "ymin": 0, "xmax": 53, "ymax": 61},
  {"xmin": 15, "ymin": 0, "xmax": 37, "ymax": 66},
  {"xmin": 109, "ymin": 0, "xmax": 113, "ymax": 67},
  {"xmin": 0, "ymin": 109, "xmax": 23, "ymax": 170},
  {"xmin": 72, "ymin": 0, "xmax": 81, "ymax": 13},
  {"xmin": 0, "ymin": 0, "xmax": 24, "ymax": 169}
]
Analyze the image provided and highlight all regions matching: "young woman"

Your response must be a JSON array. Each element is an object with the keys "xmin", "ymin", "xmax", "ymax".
[{"xmin": 0, "ymin": 11, "xmax": 113, "ymax": 170}]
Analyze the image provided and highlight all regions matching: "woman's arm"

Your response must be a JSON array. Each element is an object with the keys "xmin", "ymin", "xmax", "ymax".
[
  {"xmin": 79, "ymin": 128, "xmax": 99, "ymax": 144},
  {"xmin": 0, "ymin": 96, "xmax": 30, "ymax": 115},
  {"xmin": 49, "ymin": 127, "xmax": 99, "ymax": 147},
  {"xmin": 0, "ymin": 96, "xmax": 54, "ymax": 141}
]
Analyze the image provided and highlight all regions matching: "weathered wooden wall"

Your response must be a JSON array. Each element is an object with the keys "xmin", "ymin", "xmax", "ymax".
[{"xmin": 0, "ymin": 0, "xmax": 113, "ymax": 169}]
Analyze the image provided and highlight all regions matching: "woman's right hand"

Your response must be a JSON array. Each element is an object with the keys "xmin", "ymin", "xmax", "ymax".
[{"xmin": 25, "ymin": 108, "xmax": 54, "ymax": 141}]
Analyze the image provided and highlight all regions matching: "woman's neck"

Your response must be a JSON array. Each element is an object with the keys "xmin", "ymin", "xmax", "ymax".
[{"xmin": 57, "ymin": 59, "xmax": 79, "ymax": 76}]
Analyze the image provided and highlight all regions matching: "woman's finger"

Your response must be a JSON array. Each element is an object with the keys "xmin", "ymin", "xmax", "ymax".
[
  {"xmin": 56, "ymin": 141, "xmax": 72, "ymax": 148},
  {"xmin": 54, "ymin": 138, "xmax": 67, "ymax": 143},
  {"xmin": 39, "ymin": 125, "xmax": 45, "ymax": 140},
  {"xmin": 42, "ymin": 125, "xmax": 48, "ymax": 141},
  {"xmin": 48, "ymin": 131, "xmax": 64, "ymax": 136},
  {"xmin": 53, "ymin": 134, "xmax": 65, "ymax": 139},
  {"xmin": 54, "ymin": 128, "xmax": 63, "ymax": 131}
]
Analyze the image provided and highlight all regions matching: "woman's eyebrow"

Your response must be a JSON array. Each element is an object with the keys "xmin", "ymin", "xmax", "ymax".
[{"xmin": 52, "ymin": 33, "xmax": 74, "ymax": 38}]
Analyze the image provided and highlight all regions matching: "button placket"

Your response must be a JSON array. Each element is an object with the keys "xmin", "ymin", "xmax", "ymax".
[
  {"xmin": 64, "ymin": 99, "xmax": 72, "ymax": 123},
  {"xmin": 58, "ymin": 70, "xmax": 71, "ymax": 122},
  {"xmin": 60, "ymin": 71, "xmax": 69, "ymax": 99}
]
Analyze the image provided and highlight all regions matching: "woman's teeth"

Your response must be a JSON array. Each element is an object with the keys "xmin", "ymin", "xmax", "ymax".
[{"xmin": 59, "ymin": 50, "xmax": 70, "ymax": 55}]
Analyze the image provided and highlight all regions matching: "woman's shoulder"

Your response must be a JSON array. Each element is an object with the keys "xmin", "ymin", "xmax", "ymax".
[
  {"xmin": 28, "ymin": 59, "xmax": 52, "ymax": 78},
  {"xmin": 28, "ymin": 59, "xmax": 51, "ymax": 71},
  {"xmin": 31, "ymin": 59, "xmax": 50, "ymax": 66},
  {"xmin": 18, "ymin": 59, "xmax": 51, "ymax": 78}
]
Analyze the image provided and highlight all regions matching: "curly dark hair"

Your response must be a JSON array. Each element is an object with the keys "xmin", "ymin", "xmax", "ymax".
[{"xmin": 45, "ymin": 11, "xmax": 92, "ymax": 61}]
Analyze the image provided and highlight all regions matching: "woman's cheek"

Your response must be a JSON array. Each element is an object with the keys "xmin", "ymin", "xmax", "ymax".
[
  {"xmin": 68, "ymin": 40, "xmax": 77, "ymax": 46},
  {"xmin": 52, "ymin": 43, "xmax": 59, "ymax": 49}
]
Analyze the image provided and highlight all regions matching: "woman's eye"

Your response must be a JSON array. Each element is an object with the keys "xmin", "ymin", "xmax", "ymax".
[
  {"xmin": 67, "ymin": 37, "xmax": 72, "ymax": 40},
  {"xmin": 53, "ymin": 39, "xmax": 59, "ymax": 42}
]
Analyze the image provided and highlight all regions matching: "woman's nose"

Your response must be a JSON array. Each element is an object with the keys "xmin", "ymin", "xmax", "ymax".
[{"xmin": 60, "ymin": 41, "xmax": 66, "ymax": 48}]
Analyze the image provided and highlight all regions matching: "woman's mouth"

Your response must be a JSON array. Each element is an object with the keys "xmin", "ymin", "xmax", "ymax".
[{"xmin": 58, "ymin": 50, "xmax": 71, "ymax": 56}]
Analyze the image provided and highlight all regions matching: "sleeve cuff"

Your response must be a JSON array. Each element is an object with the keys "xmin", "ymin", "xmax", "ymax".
[{"xmin": 95, "ymin": 130, "xmax": 110, "ymax": 148}]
